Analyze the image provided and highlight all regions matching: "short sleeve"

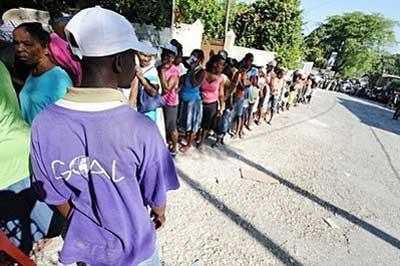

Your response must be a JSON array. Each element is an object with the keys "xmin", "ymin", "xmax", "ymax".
[
  {"xmin": 53, "ymin": 69, "xmax": 72, "ymax": 100},
  {"xmin": 137, "ymin": 124, "xmax": 179, "ymax": 207},
  {"xmin": 145, "ymin": 69, "xmax": 160, "ymax": 86},
  {"xmin": 30, "ymin": 125, "xmax": 72, "ymax": 205}
]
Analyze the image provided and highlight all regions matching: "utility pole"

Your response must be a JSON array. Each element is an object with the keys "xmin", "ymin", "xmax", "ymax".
[
  {"xmin": 171, "ymin": 0, "xmax": 176, "ymax": 29},
  {"xmin": 224, "ymin": 0, "xmax": 232, "ymax": 39}
]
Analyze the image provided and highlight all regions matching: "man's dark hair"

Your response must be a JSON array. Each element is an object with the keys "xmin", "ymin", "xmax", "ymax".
[
  {"xmin": 15, "ymin": 22, "xmax": 50, "ymax": 48},
  {"xmin": 170, "ymin": 39, "xmax": 183, "ymax": 55},
  {"xmin": 206, "ymin": 54, "xmax": 225, "ymax": 72},
  {"xmin": 238, "ymin": 53, "xmax": 254, "ymax": 69},
  {"xmin": 191, "ymin": 49, "xmax": 204, "ymax": 61},
  {"xmin": 293, "ymin": 72, "xmax": 302, "ymax": 82},
  {"xmin": 244, "ymin": 53, "xmax": 254, "ymax": 60},
  {"xmin": 275, "ymin": 67, "xmax": 285, "ymax": 76}
]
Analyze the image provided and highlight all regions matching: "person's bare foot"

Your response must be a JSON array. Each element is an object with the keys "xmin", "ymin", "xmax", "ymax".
[
  {"xmin": 179, "ymin": 139, "xmax": 188, "ymax": 146},
  {"xmin": 179, "ymin": 145, "xmax": 191, "ymax": 153}
]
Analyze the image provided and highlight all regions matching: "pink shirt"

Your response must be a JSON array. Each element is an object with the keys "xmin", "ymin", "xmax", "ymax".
[
  {"xmin": 49, "ymin": 33, "xmax": 82, "ymax": 86},
  {"xmin": 162, "ymin": 65, "xmax": 180, "ymax": 106},
  {"xmin": 201, "ymin": 74, "xmax": 223, "ymax": 104}
]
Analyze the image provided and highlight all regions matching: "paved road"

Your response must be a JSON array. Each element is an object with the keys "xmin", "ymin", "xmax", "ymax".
[{"xmin": 159, "ymin": 90, "xmax": 400, "ymax": 266}]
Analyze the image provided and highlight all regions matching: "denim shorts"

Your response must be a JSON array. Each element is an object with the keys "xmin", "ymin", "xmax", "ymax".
[
  {"xmin": 268, "ymin": 96, "xmax": 278, "ymax": 112},
  {"xmin": 244, "ymin": 103, "xmax": 255, "ymax": 121},
  {"xmin": 180, "ymin": 99, "xmax": 202, "ymax": 132},
  {"xmin": 234, "ymin": 97, "xmax": 245, "ymax": 117}
]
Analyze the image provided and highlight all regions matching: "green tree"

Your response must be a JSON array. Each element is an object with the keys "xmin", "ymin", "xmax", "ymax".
[
  {"xmin": 378, "ymin": 53, "xmax": 400, "ymax": 76},
  {"xmin": 231, "ymin": 0, "xmax": 304, "ymax": 68},
  {"xmin": 305, "ymin": 12, "xmax": 398, "ymax": 78},
  {"xmin": 176, "ymin": 0, "xmax": 226, "ymax": 40},
  {"xmin": 95, "ymin": 0, "xmax": 172, "ymax": 27},
  {"xmin": 0, "ymin": 0, "xmax": 171, "ymax": 27}
]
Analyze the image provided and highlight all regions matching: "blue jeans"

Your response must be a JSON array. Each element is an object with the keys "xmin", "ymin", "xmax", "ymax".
[{"xmin": 0, "ymin": 177, "xmax": 54, "ymax": 253}]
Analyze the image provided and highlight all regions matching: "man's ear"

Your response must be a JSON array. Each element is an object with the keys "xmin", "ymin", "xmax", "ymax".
[{"xmin": 113, "ymin": 54, "xmax": 123, "ymax": 74}]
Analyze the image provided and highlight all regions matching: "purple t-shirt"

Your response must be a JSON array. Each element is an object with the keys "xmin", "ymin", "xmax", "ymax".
[{"xmin": 30, "ymin": 103, "xmax": 179, "ymax": 265}]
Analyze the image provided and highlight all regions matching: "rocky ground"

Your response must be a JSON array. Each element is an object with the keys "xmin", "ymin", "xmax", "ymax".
[{"xmin": 158, "ymin": 90, "xmax": 400, "ymax": 266}]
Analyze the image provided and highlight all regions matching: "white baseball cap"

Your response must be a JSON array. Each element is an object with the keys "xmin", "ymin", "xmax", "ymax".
[{"xmin": 65, "ymin": 6, "xmax": 157, "ymax": 59}]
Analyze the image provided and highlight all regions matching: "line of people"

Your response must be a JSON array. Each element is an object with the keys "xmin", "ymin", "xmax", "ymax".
[
  {"xmin": 127, "ymin": 41, "xmax": 319, "ymax": 156},
  {"xmin": 0, "ymin": 6, "xmax": 318, "ymax": 265}
]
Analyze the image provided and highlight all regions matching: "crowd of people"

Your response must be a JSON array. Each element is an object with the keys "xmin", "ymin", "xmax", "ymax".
[
  {"xmin": 128, "ymin": 38, "xmax": 318, "ymax": 156},
  {"xmin": 0, "ymin": 6, "xmax": 318, "ymax": 266}
]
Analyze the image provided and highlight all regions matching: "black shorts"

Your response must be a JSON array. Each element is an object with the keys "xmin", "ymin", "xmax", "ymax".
[
  {"xmin": 201, "ymin": 101, "xmax": 218, "ymax": 131},
  {"xmin": 163, "ymin": 105, "xmax": 178, "ymax": 134}
]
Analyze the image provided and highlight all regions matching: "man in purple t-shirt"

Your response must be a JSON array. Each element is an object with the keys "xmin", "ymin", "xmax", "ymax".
[{"xmin": 30, "ymin": 7, "xmax": 179, "ymax": 266}]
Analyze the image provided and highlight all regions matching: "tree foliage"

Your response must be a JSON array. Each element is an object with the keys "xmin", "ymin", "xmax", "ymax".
[
  {"xmin": 175, "ymin": 0, "xmax": 226, "ymax": 40},
  {"xmin": 305, "ymin": 12, "xmax": 398, "ymax": 78},
  {"xmin": 231, "ymin": 0, "xmax": 304, "ymax": 68},
  {"xmin": 176, "ymin": 0, "xmax": 304, "ymax": 67},
  {"xmin": 378, "ymin": 53, "xmax": 400, "ymax": 76},
  {"xmin": 0, "ymin": 0, "xmax": 171, "ymax": 27}
]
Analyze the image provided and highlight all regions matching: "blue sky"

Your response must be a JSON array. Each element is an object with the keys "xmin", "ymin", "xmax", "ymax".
[{"xmin": 242, "ymin": 0, "xmax": 400, "ymax": 53}]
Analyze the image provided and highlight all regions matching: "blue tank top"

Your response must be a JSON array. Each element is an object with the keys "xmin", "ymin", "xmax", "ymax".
[{"xmin": 181, "ymin": 68, "xmax": 202, "ymax": 102}]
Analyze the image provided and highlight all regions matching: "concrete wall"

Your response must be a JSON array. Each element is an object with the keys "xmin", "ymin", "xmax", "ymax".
[
  {"xmin": 172, "ymin": 20, "xmax": 203, "ymax": 56},
  {"xmin": 228, "ymin": 45, "xmax": 275, "ymax": 67},
  {"xmin": 133, "ymin": 23, "xmax": 172, "ymax": 47},
  {"xmin": 224, "ymin": 30, "xmax": 275, "ymax": 67}
]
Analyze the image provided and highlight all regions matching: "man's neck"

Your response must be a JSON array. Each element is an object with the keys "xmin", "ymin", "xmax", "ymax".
[{"xmin": 80, "ymin": 66, "xmax": 118, "ymax": 89}]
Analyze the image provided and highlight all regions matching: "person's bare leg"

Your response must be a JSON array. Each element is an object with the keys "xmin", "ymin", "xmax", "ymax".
[
  {"xmin": 181, "ymin": 131, "xmax": 196, "ymax": 152},
  {"xmin": 234, "ymin": 116, "xmax": 241, "ymax": 138},
  {"xmin": 220, "ymin": 133, "xmax": 226, "ymax": 145},
  {"xmin": 247, "ymin": 111, "xmax": 253, "ymax": 130},
  {"xmin": 268, "ymin": 109, "xmax": 274, "ymax": 124},
  {"xmin": 239, "ymin": 116, "xmax": 245, "ymax": 138},
  {"xmin": 170, "ymin": 130, "xmax": 178, "ymax": 155},
  {"xmin": 255, "ymin": 107, "xmax": 261, "ymax": 124},
  {"xmin": 197, "ymin": 128, "xmax": 208, "ymax": 148}
]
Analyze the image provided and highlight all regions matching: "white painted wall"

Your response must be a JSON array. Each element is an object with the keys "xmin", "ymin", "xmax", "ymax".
[
  {"xmin": 133, "ymin": 23, "xmax": 171, "ymax": 47},
  {"xmin": 228, "ymin": 45, "xmax": 275, "ymax": 67},
  {"xmin": 172, "ymin": 20, "xmax": 203, "ymax": 56}
]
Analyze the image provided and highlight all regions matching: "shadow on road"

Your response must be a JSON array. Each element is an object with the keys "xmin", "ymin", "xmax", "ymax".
[
  {"xmin": 177, "ymin": 168, "xmax": 303, "ymax": 266},
  {"xmin": 338, "ymin": 97, "xmax": 400, "ymax": 182},
  {"xmin": 337, "ymin": 97, "xmax": 400, "ymax": 135},
  {"xmin": 208, "ymin": 145, "xmax": 400, "ymax": 250},
  {"xmin": 177, "ymin": 94, "xmax": 400, "ymax": 265}
]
